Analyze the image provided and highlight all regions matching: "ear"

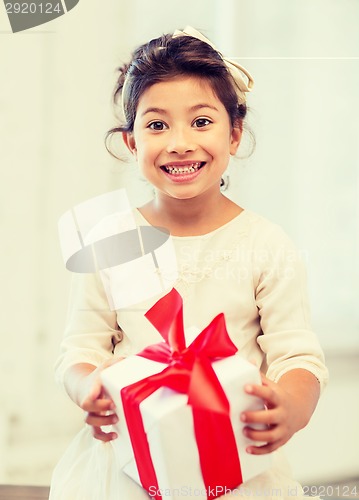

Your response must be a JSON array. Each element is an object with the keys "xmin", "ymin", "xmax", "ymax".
[
  {"xmin": 122, "ymin": 132, "xmax": 137, "ymax": 157},
  {"xmin": 229, "ymin": 126, "xmax": 242, "ymax": 156}
]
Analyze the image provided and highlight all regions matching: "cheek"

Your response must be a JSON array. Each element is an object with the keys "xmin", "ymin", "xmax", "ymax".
[
  {"xmin": 139, "ymin": 138, "xmax": 164, "ymax": 165},
  {"xmin": 136, "ymin": 146, "xmax": 158, "ymax": 175},
  {"xmin": 132, "ymin": 136, "xmax": 148, "ymax": 161},
  {"xmin": 207, "ymin": 140, "xmax": 232, "ymax": 158}
]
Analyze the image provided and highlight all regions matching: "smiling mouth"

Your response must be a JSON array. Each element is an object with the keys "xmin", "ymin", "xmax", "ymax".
[{"xmin": 161, "ymin": 162, "xmax": 205, "ymax": 175}]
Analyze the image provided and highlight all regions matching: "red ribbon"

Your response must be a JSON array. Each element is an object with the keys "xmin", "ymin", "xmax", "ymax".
[{"xmin": 120, "ymin": 288, "xmax": 243, "ymax": 500}]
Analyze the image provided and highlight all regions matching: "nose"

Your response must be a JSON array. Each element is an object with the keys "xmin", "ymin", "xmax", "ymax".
[{"xmin": 166, "ymin": 127, "xmax": 195, "ymax": 154}]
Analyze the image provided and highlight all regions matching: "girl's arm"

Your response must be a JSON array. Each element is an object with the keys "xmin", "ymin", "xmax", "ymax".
[
  {"xmin": 252, "ymin": 222, "xmax": 329, "ymax": 390},
  {"xmin": 245, "ymin": 222, "xmax": 328, "ymax": 454},
  {"xmin": 63, "ymin": 360, "xmax": 121, "ymax": 442},
  {"xmin": 240, "ymin": 368, "xmax": 320, "ymax": 454},
  {"xmin": 56, "ymin": 272, "xmax": 124, "ymax": 442}
]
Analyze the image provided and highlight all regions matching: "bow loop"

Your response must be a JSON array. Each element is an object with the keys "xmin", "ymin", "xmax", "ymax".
[
  {"xmin": 144, "ymin": 288, "xmax": 237, "ymax": 360},
  {"xmin": 189, "ymin": 312, "xmax": 238, "ymax": 358},
  {"xmin": 173, "ymin": 26, "xmax": 254, "ymax": 104},
  {"xmin": 145, "ymin": 288, "xmax": 186, "ymax": 352}
]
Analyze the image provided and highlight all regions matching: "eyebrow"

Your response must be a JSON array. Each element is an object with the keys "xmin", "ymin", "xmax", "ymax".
[
  {"xmin": 140, "ymin": 103, "xmax": 219, "ymax": 117},
  {"xmin": 140, "ymin": 107, "xmax": 167, "ymax": 117},
  {"xmin": 190, "ymin": 103, "xmax": 219, "ymax": 112}
]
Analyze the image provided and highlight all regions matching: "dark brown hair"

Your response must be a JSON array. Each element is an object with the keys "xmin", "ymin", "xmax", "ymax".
[{"xmin": 105, "ymin": 30, "xmax": 252, "ymax": 155}]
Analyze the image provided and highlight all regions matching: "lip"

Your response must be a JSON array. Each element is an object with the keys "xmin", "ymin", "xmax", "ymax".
[
  {"xmin": 160, "ymin": 161, "xmax": 206, "ymax": 183},
  {"xmin": 162, "ymin": 160, "xmax": 205, "ymax": 167},
  {"xmin": 161, "ymin": 168, "xmax": 203, "ymax": 183}
]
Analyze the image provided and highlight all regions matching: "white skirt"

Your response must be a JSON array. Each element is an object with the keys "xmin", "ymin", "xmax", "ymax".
[{"xmin": 49, "ymin": 426, "xmax": 316, "ymax": 500}]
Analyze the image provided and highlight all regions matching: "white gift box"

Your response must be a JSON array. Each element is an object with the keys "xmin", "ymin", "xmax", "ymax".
[{"xmin": 101, "ymin": 352, "xmax": 271, "ymax": 499}]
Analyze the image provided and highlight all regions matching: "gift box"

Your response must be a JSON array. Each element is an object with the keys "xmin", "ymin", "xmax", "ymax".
[{"xmin": 101, "ymin": 289, "xmax": 270, "ymax": 500}]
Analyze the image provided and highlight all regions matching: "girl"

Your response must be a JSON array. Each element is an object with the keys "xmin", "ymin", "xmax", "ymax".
[{"xmin": 50, "ymin": 27, "xmax": 328, "ymax": 499}]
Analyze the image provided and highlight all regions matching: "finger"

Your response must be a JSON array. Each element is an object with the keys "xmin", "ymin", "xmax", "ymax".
[
  {"xmin": 246, "ymin": 439, "xmax": 284, "ymax": 455},
  {"xmin": 89, "ymin": 377, "xmax": 104, "ymax": 401},
  {"xmin": 91, "ymin": 425, "xmax": 118, "ymax": 442},
  {"xmin": 85, "ymin": 411, "xmax": 119, "ymax": 428},
  {"xmin": 244, "ymin": 383, "xmax": 279, "ymax": 408},
  {"xmin": 82, "ymin": 396, "xmax": 116, "ymax": 413},
  {"xmin": 241, "ymin": 406, "xmax": 280, "ymax": 425},
  {"xmin": 243, "ymin": 424, "xmax": 281, "ymax": 444}
]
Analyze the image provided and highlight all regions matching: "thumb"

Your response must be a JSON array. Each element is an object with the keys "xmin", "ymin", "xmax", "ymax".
[
  {"xmin": 89, "ymin": 377, "xmax": 103, "ymax": 402},
  {"xmin": 260, "ymin": 372, "xmax": 271, "ymax": 386},
  {"xmin": 89, "ymin": 357, "xmax": 125, "ymax": 401}
]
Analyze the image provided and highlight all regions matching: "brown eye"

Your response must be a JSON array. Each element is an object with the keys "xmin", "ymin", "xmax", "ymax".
[
  {"xmin": 148, "ymin": 121, "xmax": 167, "ymax": 130},
  {"xmin": 193, "ymin": 118, "xmax": 212, "ymax": 128}
]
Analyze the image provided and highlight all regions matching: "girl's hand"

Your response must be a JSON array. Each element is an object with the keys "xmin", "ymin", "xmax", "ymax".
[
  {"xmin": 240, "ymin": 373, "xmax": 307, "ymax": 455},
  {"xmin": 79, "ymin": 358, "xmax": 123, "ymax": 442}
]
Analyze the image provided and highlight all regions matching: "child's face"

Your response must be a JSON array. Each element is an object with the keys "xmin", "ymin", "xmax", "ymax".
[{"xmin": 123, "ymin": 76, "xmax": 242, "ymax": 202}]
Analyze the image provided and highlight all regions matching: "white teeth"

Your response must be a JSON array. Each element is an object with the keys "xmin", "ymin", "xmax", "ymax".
[{"xmin": 163, "ymin": 162, "xmax": 203, "ymax": 174}]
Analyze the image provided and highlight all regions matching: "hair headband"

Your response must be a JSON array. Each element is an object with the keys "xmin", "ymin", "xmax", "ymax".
[
  {"xmin": 173, "ymin": 26, "xmax": 254, "ymax": 104},
  {"xmin": 121, "ymin": 25, "xmax": 254, "ymax": 115}
]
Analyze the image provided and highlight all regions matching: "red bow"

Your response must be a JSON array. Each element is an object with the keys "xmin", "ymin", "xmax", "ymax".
[{"xmin": 120, "ymin": 288, "xmax": 243, "ymax": 499}]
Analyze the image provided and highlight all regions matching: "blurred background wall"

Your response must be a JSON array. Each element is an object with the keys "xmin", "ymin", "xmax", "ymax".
[{"xmin": 0, "ymin": 0, "xmax": 358, "ymax": 487}]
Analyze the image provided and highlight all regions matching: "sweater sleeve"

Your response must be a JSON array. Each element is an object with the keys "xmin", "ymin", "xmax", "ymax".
[
  {"xmin": 54, "ymin": 271, "xmax": 120, "ymax": 387},
  {"xmin": 253, "ymin": 223, "xmax": 329, "ymax": 392}
]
